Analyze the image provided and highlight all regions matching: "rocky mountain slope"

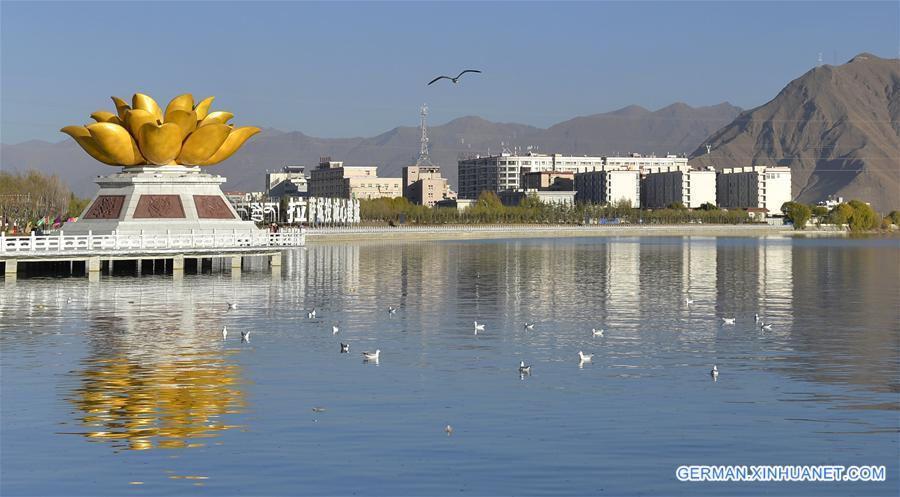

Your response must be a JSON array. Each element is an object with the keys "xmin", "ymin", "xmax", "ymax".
[{"xmin": 690, "ymin": 53, "xmax": 899, "ymax": 212}]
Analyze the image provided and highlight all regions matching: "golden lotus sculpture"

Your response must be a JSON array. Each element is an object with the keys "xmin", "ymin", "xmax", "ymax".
[{"xmin": 61, "ymin": 93, "xmax": 260, "ymax": 167}]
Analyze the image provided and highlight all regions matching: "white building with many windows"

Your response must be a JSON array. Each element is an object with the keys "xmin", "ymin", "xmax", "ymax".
[
  {"xmin": 717, "ymin": 166, "xmax": 792, "ymax": 212},
  {"xmin": 640, "ymin": 166, "xmax": 716, "ymax": 209},
  {"xmin": 308, "ymin": 158, "xmax": 401, "ymax": 200},
  {"xmin": 457, "ymin": 152, "xmax": 687, "ymax": 199},
  {"xmin": 574, "ymin": 170, "xmax": 640, "ymax": 206}
]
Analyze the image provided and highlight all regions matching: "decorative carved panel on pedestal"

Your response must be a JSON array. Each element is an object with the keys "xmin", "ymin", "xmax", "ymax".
[
  {"xmin": 193, "ymin": 195, "xmax": 236, "ymax": 219},
  {"xmin": 133, "ymin": 195, "xmax": 186, "ymax": 218},
  {"xmin": 83, "ymin": 195, "xmax": 126, "ymax": 219}
]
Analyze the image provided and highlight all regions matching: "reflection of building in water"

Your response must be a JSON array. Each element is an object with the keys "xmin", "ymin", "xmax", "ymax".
[
  {"xmin": 757, "ymin": 240, "xmax": 793, "ymax": 321},
  {"xmin": 683, "ymin": 238, "xmax": 717, "ymax": 311},
  {"xmin": 638, "ymin": 239, "xmax": 685, "ymax": 328},
  {"xmin": 714, "ymin": 238, "xmax": 793, "ymax": 323},
  {"xmin": 604, "ymin": 240, "xmax": 640, "ymax": 330},
  {"xmin": 303, "ymin": 244, "xmax": 360, "ymax": 299}
]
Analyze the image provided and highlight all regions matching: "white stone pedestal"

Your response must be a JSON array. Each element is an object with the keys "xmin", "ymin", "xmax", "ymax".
[{"xmin": 62, "ymin": 166, "xmax": 261, "ymax": 235}]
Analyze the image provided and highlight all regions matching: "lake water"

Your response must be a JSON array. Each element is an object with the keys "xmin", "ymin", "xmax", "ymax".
[{"xmin": 1, "ymin": 236, "xmax": 898, "ymax": 496}]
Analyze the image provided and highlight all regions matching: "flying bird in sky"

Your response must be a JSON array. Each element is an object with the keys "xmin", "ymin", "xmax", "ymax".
[{"xmin": 428, "ymin": 69, "xmax": 482, "ymax": 86}]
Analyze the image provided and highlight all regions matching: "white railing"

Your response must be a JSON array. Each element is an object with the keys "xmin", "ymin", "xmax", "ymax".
[{"xmin": 0, "ymin": 228, "xmax": 305, "ymax": 256}]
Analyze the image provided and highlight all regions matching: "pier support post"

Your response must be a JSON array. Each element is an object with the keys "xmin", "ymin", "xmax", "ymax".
[
  {"xmin": 87, "ymin": 256, "xmax": 101, "ymax": 274},
  {"xmin": 4, "ymin": 259, "xmax": 17, "ymax": 276},
  {"xmin": 231, "ymin": 256, "xmax": 242, "ymax": 272},
  {"xmin": 270, "ymin": 253, "xmax": 282, "ymax": 267}
]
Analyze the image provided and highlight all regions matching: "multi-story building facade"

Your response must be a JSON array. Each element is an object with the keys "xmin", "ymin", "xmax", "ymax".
[
  {"xmin": 574, "ymin": 170, "xmax": 640, "ymax": 206},
  {"xmin": 265, "ymin": 165, "xmax": 308, "ymax": 198},
  {"xmin": 716, "ymin": 166, "xmax": 792, "ymax": 212},
  {"xmin": 457, "ymin": 152, "xmax": 688, "ymax": 199},
  {"xmin": 457, "ymin": 153, "xmax": 607, "ymax": 199},
  {"xmin": 606, "ymin": 154, "xmax": 689, "ymax": 172},
  {"xmin": 309, "ymin": 158, "xmax": 402, "ymax": 200},
  {"xmin": 640, "ymin": 166, "xmax": 716, "ymax": 209},
  {"xmin": 521, "ymin": 171, "xmax": 575, "ymax": 191},
  {"xmin": 402, "ymin": 165, "xmax": 453, "ymax": 206}
]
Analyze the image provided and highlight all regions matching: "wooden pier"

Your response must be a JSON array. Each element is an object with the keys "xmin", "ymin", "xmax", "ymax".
[{"xmin": 1, "ymin": 229, "xmax": 304, "ymax": 279}]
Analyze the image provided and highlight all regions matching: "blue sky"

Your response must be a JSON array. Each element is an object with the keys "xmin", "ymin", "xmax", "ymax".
[{"xmin": 1, "ymin": 1, "xmax": 897, "ymax": 144}]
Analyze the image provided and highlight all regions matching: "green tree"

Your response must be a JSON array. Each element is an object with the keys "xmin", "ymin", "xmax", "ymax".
[
  {"xmin": 781, "ymin": 201, "xmax": 811, "ymax": 230},
  {"xmin": 698, "ymin": 202, "xmax": 719, "ymax": 211},
  {"xmin": 828, "ymin": 203, "xmax": 853, "ymax": 225},
  {"xmin": 888, "ymin": 210, "xmax": 900, "ymax": 226},
  {"xmin": 811, "ymin": 205, "xmax": 829, "ymax": 218},
  {"xmin": 66, "ymin": 193, "xmax": 91, "ymax": 218},
  {"xmin": 846, "ymin": 200, "xmax": 878, "ymax": 231}
]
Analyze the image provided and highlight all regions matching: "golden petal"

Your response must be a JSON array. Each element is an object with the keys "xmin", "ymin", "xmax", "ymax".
[
  {"xmin": 193, "ymin": 96, "xmax": 215, "ymax": 121},
  {"xmin": 164, "ymin": 109, "xmax": 197, "ymax": 141},
  {"xmin": 177, "ymin": 123, "xmax": 231, "ymax": 165},
  {"xmin": 132, "ymin": 93, "xmax": 163, "ymax": 122},
  {"xmin": 137, "ymin": 122, "xmax": 182, "ymax": 165},
  {"xmin": 124, "ymin": 109, "xmax": 158, "ymax": 140},
  {"xmin": 90, "ymin": 111, "xmax": 125, "ymax": 127},
  {"xmin": 199, "ymin": 126, "xmax": 260, "ymax": 165},
  {"xmin": 85, "ymin": 122, "xmax": 144, "ymax": 166},
  {"xmin": 61, "ymin": 125, "xmax": 118, "ymax": 165},
  {"xmin": 198, "ymin": 111, "xmax": 233, "ymax": 127},
  {"xmin": 90, "ymin": 111, "xmax": 116, "ymax": 122},
  {"xmin": 111, "ymin": 96, "xmax": 131, "ymax": 121},
  {"xmin": 165, "ymin": 93, "xmax": 194, "ymax": 117}
]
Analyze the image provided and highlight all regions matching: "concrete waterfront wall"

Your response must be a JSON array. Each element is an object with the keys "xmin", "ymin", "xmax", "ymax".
[{"xmin": 305, "ymin": 224, "xmax": 799, "ymax": 242}]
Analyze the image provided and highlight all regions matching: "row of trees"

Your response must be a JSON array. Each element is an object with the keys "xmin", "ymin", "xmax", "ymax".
[
  {"xmin": 361, "ymin": 192, "xmax": 757, "ymax": 226},
  {"xmin": 781, "ymin": 200, "xmax": 894, "ymax": 231},
  {"xmin": 0, "ymin": 171, "xmax": 89, "ymax": 231}
]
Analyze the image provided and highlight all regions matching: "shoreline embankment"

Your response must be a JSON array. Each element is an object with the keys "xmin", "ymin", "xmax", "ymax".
[{"xmin": 303, "ymin": 224, "xmax": 846, "ymax": 242}]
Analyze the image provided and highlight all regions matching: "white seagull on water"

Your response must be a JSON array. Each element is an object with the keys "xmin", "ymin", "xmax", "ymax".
[
  {"xmin": 222, "ymin": 325, "xmax": 228, "ymax": 340},
  {"xmin": 523, "ymin": 322, "xmax": 535, "ymax": 330},
  {"xmin": 332, "ymin": 324, "xmax": 340, "ymax": 335},
  {"xmin": 226, "ymin": 302, "xmax": 237, "ymax": 310},
  {"xmin": 685, "ymin": 297, "xmax": 694, "ymax": 305},
  {"xmin": 362, "ymin": 349, "xmax": 380, "ymax": 361},
  {"xmin": 722, "ymin": 317, "xmax": 736, "ymax": 325},
  {"xmin": 340, "ymin": 342, "xmax": 349, "ymax": 353},
  {"xmin": 518, "ymin": 360, "xmax": 532, "ymax": 375},
  {"xmin": 241, "ymin": 330, "xmax": 250, "ymax": 343},
  {"xmin": 760, "ymin": 322, "xmax": 773, "ymax": 331},
  {"xmin": 592, "ymin": 328, "xmax": 604, "ymax": 337},
  {"xmin": 578, "ymin": 351, "xmax": 593, "ymax": 362},
  {"xmin": 710, "ymin": 365, "xmax": 719, "ymax": 379},
  {"xmin": 388, "ymin": 306, "xmax": 397, "ymax": 314},
  {"xmin": 473, "ymin": 321, "xmax": 485, "ymax": 333},
  {"xmin": 307, "ymin": 308, "xmax": 317, "ymax": 319}
]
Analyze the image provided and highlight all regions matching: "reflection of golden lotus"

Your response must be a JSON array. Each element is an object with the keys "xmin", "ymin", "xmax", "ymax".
[
  {"xmin": 69, "ymin": 352, "xmax": 245, "ymax": 451},
  {"xmin": 61, "ymin": 93, "xmax": 260, "ymax": 166}
]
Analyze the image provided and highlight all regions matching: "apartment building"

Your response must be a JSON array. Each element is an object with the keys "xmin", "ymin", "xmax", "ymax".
[
  {"xmin": 716, "ymin": 166, "xmax": 792, "ymax": 212},
  {"xmin": 574, "ymin": 170, "xmax": 640, "ymax": 206},
  {"xmin": 308, "ymin": 158, "xmax": 401, "ymax": 200},
  {"xmin": 640, "ymin": 166, "xmax": 716, "ymax": 208}
]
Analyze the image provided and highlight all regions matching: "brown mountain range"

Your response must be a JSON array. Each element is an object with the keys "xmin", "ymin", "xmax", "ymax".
[
  {"xmin": 690, "ymin": 53, "xmax": 899, "ymax": 212},
  {"xmin": 1, "ymin": 103, "xmax": 740, "ymax": 197}
]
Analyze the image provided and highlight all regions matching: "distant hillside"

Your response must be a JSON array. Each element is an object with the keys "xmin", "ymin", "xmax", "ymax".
[
  {"xmin": 1, "ymin": 103, "xmax": 740, "ymax": 196},
  {"xmin": 691, "ymin": 53, "xmax": 900, "ymax": 212}
]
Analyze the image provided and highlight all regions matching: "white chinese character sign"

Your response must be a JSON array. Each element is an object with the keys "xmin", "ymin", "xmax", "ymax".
[{"xmin": 285, "ymin": 197, "xmax": 360, "ymax": 225}]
